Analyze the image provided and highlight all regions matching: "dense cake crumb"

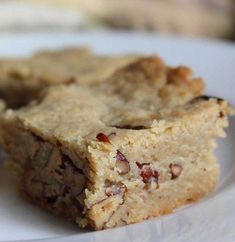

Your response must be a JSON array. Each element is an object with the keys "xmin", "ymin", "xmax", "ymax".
[{"xmin": 0, "ymin": 51, "xmax": 233, "ymax": 230}]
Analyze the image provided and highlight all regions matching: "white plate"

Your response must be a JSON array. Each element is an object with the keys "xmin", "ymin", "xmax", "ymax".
[{"xmin": 0, "ymin": 32, "xmax": 234, "ymax": 242}]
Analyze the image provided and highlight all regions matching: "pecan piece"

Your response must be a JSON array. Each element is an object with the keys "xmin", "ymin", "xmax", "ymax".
[
  {"xmin": 63, "ymin": 161, "xmax": 86, "ymax": 196},
  {"xmin": 115, "ymin": 150, "xmax": 130, "ymax": 175},
  {"xmin": 169, "ymin": 163, "xmax": 183, "ymax": 179},
  {"xmin": 140, "ymin": 166, "xmax": 159, "ymax": 184},
  {"xmin": 113, "ymin": 125, "xmax": 146, "ymax": 130},
  {"xmin": 96, "ymin": 133, "xmax": 111, "ymax": 143},
  {"xmin": 88, "ymin": 193, "xmax": 124, "ymax": 230},
  {"xmin": 105, "ymin": 182, "xmax": 126, "ymax": 197},
  {"xmin": 219, "ymin": 111, "xmax": 224, "ymax": 118},
  {"xmin": 136, "ymin": 162, "xmax": 159, "ymax": 184},
  {"xmin": 190, "ymin": 95, "xmax": 224, "ymax": 104},
  {"xmin": 136, "ymin": 161, "xmax": 150, "ymax": 169}
]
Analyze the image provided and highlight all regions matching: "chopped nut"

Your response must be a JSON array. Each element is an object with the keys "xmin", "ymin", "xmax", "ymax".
[
  {"xmin": 140, "ymin": 166, "xmax": 159, "ymax": 184},
  {"xmin": 219, "ymin": 111, "xmax": 224, "ymax": 118},
  {"xmin": 113, "ymin": 125, "xmax": 146, "ymax": 130},
  {"xmin": 115, "ymin": 150, "xmax": 130, "ymax": 175},
  {"xmin": 116, "ymin": 160, "xmax": 130, "ymax": 175},
  {"xmin": 136, "ymin": 162, "xmax": 159, "ymax": 184},
  {"xmin": 190, "ymin": 95, "xmax": 224, "ymax": 104},
  {"xmin": 105, "ymin": 182, "xmax": 126, "ymax": 197},
  {"xmin": 64, "ymin": 165, "xmax": 86, "ymax": 196},
  {"xmin": 33, "ymin": 141, "xmax": 53, "ymax": 166},
  {"xmin": 96, "ymin": 133, "xmax": 111, "ymax": 143},
  {"xmin": 136, "ymin": 161, "xmax": 150, "ymax": 169},
  {"xmin": 88, "ymin": 194, "xmax": 124, "ymax": 230},
  {"xmin": 169, "ymin": 163, "xmax": 183, "ymax": 179}
]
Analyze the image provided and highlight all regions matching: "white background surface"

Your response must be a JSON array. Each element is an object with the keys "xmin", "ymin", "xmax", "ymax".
[{"xmin": 0, "ymin": 32, "xmax": 234, "ymax": 242}]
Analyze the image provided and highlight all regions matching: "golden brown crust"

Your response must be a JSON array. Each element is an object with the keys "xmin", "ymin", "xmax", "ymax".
[{"xmin": 167, "ymin": 66, "xmax": 205, "ymax": 96}]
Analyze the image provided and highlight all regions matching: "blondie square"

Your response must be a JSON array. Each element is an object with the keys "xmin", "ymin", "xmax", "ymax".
[
  {"xmin": 0, "ymin": 47, "xmax": 137, "ymax": 107},
  {"xmin": 0, "ymin": 57, "xmax": 232, "ymax": 230}
]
